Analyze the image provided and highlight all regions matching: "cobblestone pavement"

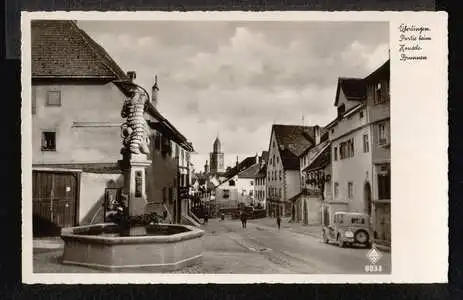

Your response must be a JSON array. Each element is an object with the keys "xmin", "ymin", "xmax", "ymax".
[{"xmin": 33, "ymin": 218, "xmax": 391, "ymax": 274}]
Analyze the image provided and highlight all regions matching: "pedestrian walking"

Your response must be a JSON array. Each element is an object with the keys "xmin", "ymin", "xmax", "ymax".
[
  {"xmin": 243, "ymin": 212, "xmax": 247, "ymax": 229},
  {"xmin": 204, "ymin": 212, "xmax": 208, "ymax": 225},
  {"xmin": 276, "ymin": 215, "xmax": 281, "ymax": 230},
  {"xmin": 240, "ymin": 211, "xmax": 246, "ymax": 228}
]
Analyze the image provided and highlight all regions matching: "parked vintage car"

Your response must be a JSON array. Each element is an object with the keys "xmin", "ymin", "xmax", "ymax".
[{"xmin": 322, "ymin": 212, "xmax": 372, "ymax": 248}]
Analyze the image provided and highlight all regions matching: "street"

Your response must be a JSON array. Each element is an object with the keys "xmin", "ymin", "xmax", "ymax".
[
  {"xmin": 199, "ymin": 218, "xmax": 391, "ymax": 274},
  {"xmin": 33, "ymin": 217, "xmax": 390, "ymax": 274}
]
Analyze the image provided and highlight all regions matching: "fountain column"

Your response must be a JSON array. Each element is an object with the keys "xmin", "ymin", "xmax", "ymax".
[{"xmin": 118, "ymin": 86, "xmax": 152, "ymax": 236}]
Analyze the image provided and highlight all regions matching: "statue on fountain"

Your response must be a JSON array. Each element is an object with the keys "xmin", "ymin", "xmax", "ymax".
[{"xmin": 120, "ymin": 87, "xmax": 150, "ymax": 157}]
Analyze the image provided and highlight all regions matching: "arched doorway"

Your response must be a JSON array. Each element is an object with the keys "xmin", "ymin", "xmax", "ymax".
[{"xmin": 364, "ymin": 182, "xmax": 372, "ymax": 216}]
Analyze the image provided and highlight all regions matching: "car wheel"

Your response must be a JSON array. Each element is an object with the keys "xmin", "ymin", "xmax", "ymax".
[
  {"xmin": 355, "ymin": 230, "xmax": 369, "ymax": 245},
  {"xmin": 337, "ymin": 234, "xmax": 345, "ymax": 248}
]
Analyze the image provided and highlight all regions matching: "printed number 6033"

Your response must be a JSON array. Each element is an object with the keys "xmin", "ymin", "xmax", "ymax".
[{"xmin": 365, "ymin": 265, "xmax": 383, "ymax": 272}]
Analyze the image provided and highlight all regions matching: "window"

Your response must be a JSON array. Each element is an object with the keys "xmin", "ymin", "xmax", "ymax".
[
  {"xmin": 276, "ymin": 157, "xmax": 279, "ymax": 165},
  {"xmin": 334, "ymin": 147, "xmax": 338, "ymax": 161},
  {"xmin": 352, "ymin": 217, "xmax": 366, "ymax": 225},
  {"xmin": 223, "ymin": 189, "xmax": 230, "ymax": 199},
  {"xmin": 377, "ymin": 165, "xmax": 391, "ymax": 199},
  {"xmin": 46, "ymin": 90, "xmax": 61, "ymax": 106},
  {"xmin": 229, "ymin": 180, "xmax": 235, "ymax": 186},
  {"xmin": 273, "ymin": 141, "xmax": 276, "ymax": 148},
  {"xmin": 363, "ymin": 134, "xmax": 369, "ymax": 153},
  {"xmin": 339, "ymin": 138, "xmax": 355, "ymax": 159},
  {"xmin": 334, "ymin": 182, "xmax": 339, "ymax": 198},
  {"xmin": 162, "ymin": 188, "xmax": 166, "ymax": 203},
  {"xmin": 250, "ymin": 180, "xmax": 254, "ymax": 186},
  {"xmin": 41, "ymin": 131, "xmax": 56, "ymax": 151},
  {"xmin": 268, "ymin": 171, "xmax": 270, "ymax": 180},
  {"xmin": 375, "ymin": 82, "xmax": 388, "ymax": 104},
  {"xmin": 349, "ymin": 139, "xmax": 354, "ymax": 157},
  {"xmin": 279, "ymin": 188, "xmax": 282, "ymax": 198},
  {"xmin": 174, "ymin": 144, "xmax": 179, "ymax": 158},
  {"xmin": 273, "ymin": 155, "xmax": 275, "ymax": 167},
  {"xmin": 249, "ymin": 190, "xmax": 253, "ymax": 196},
  {"xmin": 32, "ymin": 86, "xmax": 37, "ymax": 115},
  {"xmin": 279, "ymin": 170, "xmax": 282, "ymax": 181},
  {"xmin": 377, "ymin": 123, "xmax": 388, "ymax": 145},
  {"xmin": 348, "ymin": 182, "xmax": 353, "ymax": 200},
  {"xmin": 331, "ymin": 128, "xmax": 334, "ymax": 134},
  {"xmin": 359, "ymin": 110, "xmax": 364, "ymax": 119}
]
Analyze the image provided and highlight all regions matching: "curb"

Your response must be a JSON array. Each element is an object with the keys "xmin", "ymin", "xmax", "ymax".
[{"xmin": 254, "ymin": 224, "xmax": 321, "ymax": 239}]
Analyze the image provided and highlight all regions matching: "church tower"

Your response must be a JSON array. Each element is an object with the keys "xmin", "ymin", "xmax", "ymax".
[{"xmin": 209, "ymin": 135, "xmax": 225, "ymax": 174}]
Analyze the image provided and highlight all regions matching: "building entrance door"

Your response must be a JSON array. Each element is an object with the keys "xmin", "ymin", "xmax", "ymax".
[{"xmin": 33, "ymin": 170, "xmax": 79, "ymax": 236}]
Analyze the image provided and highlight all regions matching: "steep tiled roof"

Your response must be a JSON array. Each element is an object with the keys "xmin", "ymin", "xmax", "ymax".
[
  {"xmin": 334, "ymin": 77, "xmax": 366, "ymax": 106},
  {"xmin": 305, "ymin": 143, "xmax": 331, "ymax": 172},
  {"xmin": 364, "ymin": 60, "xmax": 390, "ymax": 83},
  {"xmin": 31, "ymin": 20, "xmax": 128, "ymax": 80},
  {"xmin": 224, "ymin": 156, "xmax": 256, "ymax": 179},
  {"xmin": 238, "ymin": 163, "xmax": 261, "ymax": 179},
  {"xmin": 272, "ymin": 125, "xmax": 315, "ymax": 170}
]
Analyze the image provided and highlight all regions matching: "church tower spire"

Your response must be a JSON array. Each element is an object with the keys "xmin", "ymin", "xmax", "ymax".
[{"xmin": 210, "ymin": 134, "xmax": 225, "ymax": 174}]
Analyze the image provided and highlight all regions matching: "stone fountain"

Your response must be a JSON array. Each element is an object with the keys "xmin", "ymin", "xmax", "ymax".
[{"xmin": 60, "ymin": 84, "xmax": 204, "ymax": 272}]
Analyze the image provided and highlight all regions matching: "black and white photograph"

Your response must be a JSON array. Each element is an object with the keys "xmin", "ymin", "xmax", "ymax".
[{"xmin": 22, "ymin": 11, "xmax": 447, "ymax": 283}]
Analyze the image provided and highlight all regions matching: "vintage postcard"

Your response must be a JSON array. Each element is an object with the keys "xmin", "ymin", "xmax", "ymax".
[{"xmin": 21, "ymin": 11, "xmax": 448, "ymax": 284}]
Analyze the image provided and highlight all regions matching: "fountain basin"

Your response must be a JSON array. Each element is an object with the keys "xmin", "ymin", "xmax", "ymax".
[{"xmin": 61, "ymin": 223, "xmax": 205, "ymax": 272}]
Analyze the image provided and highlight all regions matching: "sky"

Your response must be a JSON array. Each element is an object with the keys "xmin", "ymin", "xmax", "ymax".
[{"xmin": 78, "ymin": 21, "xmax": 389, "ymax": 173}]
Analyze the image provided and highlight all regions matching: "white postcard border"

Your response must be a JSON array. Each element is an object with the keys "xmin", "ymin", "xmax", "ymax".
[{"xmin": 21, "ymin": 11, "xmax": 448, "ymax": 284}]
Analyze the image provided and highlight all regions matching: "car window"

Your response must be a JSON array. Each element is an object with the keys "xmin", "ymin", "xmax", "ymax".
[{"xmin": 351, "ymin": 217, "xmax": 366, "ymax": 224}]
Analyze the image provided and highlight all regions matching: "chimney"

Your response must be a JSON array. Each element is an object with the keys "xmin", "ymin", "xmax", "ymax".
[
  {"xmin": 127, "ymin": 71, "xmax": 136, "ymax": 82},
  {"xmin": 236, "ymin": 156, "xmax": 239, "ymax": 167},
  {"xmin": 314, "ymin": 125, "xmax": 321, "ymax": 145},
  {"xmin": 152, "ymin": 75, "xmax": 159, "ymax": 108}
]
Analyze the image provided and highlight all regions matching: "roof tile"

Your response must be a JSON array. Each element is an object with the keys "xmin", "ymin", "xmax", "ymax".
[
  {"xmin": 273, "ymin": 125, "xmax": 316, "ymax": 170},
  {"xmin": 31, "ymin": 20, "xmax": 128, "ymax": 80}
]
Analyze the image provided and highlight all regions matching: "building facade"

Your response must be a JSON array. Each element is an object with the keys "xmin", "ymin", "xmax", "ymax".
[
  {"xmin": 30, "ymin": 20, "xmax": 194, "ymax": 235},
  {"xmin": 365, "ymin": 61, "xmax": 391, "ymax": 247},
  {"xmin": 266, "ymin": 125, "xmax": 316, "ymax": 217},
  {"xmin": 296, "ymin": 128, "xmax": 330, "ymax": 225},
  {"xmin": 214, "ymin": 156, "xmax": 258, "ymax": 210},
  {"xmin": 253, "ymin": 151, "xmax": 268, "ymax": 209},
  {"xmin": 327, "ymin": 77, "xmax": 372, "ymax": 217},
  {"xmin": 325, "ymin": 60, "xmax": 391, "ymax": 248}
]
